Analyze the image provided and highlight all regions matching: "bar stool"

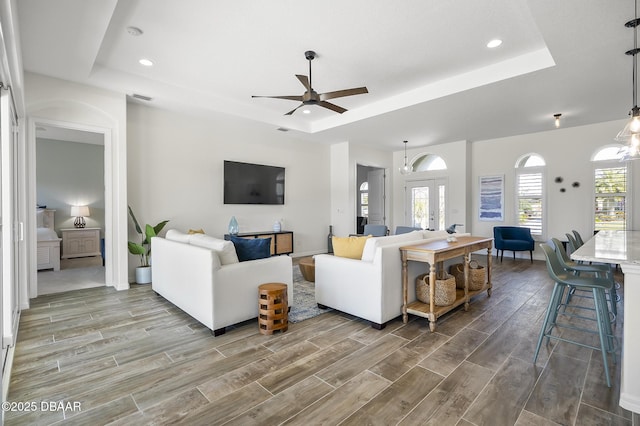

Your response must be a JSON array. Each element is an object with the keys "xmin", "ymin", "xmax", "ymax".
[
  {"xmin": 550, "ymin": 238, "xmax": 618, "ymax": 319},
  {"xmin": 572, "ymin": 230, "xmax": 585, "ymax": 247},
  {"xmin": 534, "ymin": 243, "xmax": 617, "ymax": 387},
  {"xmin": 565, "ymin": 233, "xmax": 582, "ymax": 253}
]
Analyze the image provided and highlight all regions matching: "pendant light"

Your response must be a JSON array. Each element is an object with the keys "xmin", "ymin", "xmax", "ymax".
[
  {"xmin": 399, "ymin": 140, "xmax": 412, "ymax": 174},
  {"xmin": 617, "ymin": 0, "xmax": 640, "ymax": 160}
]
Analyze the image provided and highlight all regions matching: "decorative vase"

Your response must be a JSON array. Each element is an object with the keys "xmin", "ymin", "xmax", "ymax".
[
  {"xmin": 135, "ymin": 266, "xmax": 152, "ymax": 284},
  {"xmin": 228, "ymin": 216, "xmax": 239, "ymax": 235},
  {"xmin": 273, "ymin": 221, "xmax": 281, "ymax": 232},
  {"xmin": 327, "ymin": 225, "xmax": 334, "ymax": 254}
]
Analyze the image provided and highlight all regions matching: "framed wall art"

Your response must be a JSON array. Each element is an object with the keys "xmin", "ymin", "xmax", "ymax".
[{"xmin": 479, "ymin": 175, "xmax": 504, "ymax": 221}]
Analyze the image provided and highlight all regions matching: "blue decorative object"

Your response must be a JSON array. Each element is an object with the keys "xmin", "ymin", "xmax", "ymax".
[
  {"xmin": 229, "ymin": 236, "xmax": 271, "ymax": 261},
  {"xmin": 228, "ymin": 216, "xmax": 239, "ymax": 235}
]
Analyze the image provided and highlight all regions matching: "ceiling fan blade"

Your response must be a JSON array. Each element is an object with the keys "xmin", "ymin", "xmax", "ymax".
[
  {"xmin": 319, "ymin": 101, "xmax": 347, "ymax": 114},
  {"xmin": 296, "ymin": 74, "xmax": 311, "ymax": 91},
  {"xmin": 284, "ymin": 103, "xmax": 305, "ymax": 116},
  {"xmin": 319, "ymin": 87, "xmax": 368, "ymax": 101},
  {"xmin": 251, "ymin": 95, "xmax": 303, "ymax": 101}
]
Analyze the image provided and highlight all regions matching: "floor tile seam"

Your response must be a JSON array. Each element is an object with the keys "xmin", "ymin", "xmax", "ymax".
[
  {"xmin": 217, "ymin": 381, "xmax": 277, "ymax": 426},
  {"xmin": 393, "ymin": 364, "xmax": 447, "ymax": 425},
  {"xmin": 453, "ymin": 356, "xmax": 509, "ymax": 424},
  {"xmin": 579, "ymin": 399, "xmax": 631, "ymax": 422}
]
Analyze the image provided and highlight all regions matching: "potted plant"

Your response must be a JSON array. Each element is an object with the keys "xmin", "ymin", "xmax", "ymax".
[{"xmin": 128, "ymin": 206, "xmax": 169, "ymax": 284}]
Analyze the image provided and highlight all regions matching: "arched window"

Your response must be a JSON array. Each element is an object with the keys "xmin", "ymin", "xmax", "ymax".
[
  {"xmin": 592, "ymin": 145, "xmax": 627, "ymax": 231},
  {"xmin": 515, "ymin": 153, "xmax": 545, "ymax": 237},
  {"xmin": 359, "ymin": 181, "xmax": 368, "ymax": 216},
  {"xmin": 412, "ymin": 154, "xmax": 447, "ymax": 171}
]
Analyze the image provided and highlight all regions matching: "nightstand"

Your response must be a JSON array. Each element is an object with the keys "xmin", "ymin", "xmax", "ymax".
[{"xmin": 60, "ymin": 228, "xmax": 101, "ymax": 259}]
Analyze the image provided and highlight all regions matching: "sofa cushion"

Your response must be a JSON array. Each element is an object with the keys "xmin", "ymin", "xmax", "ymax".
[
  {"xmin": 190, "ymin": 233, "xmax": 240, "ymax": 265},
  {"xmin": 332, "ymin": 235, "xmax": 371, "ymax": 259},
  {"xmin": 422, "ymin": 230, "xmax": 450, "ymax": 240},
  {"xmin": 229, "ymin": 236, "xmax": 272, "ymax": 262},
  {"xmin": 165, "ymin": 229, "xmax": 192, "ymax": 244},
  {"xmin": 360, "ymin": 231, "xmax": 424, "ymax": 262}
]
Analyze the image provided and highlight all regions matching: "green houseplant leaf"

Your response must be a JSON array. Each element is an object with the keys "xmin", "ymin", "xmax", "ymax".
[{"xmin": 127, "ymin": 206, "xmax": 169, "ymax": 267}]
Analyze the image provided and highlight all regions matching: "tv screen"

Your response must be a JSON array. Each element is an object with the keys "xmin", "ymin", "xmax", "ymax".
[{"xmin": 224, "ymin": 160, "xmax": 285, "ymax": 205}]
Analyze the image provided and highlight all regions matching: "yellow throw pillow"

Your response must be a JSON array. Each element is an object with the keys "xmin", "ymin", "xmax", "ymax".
[
  {"xmin": 188, "ymin": 228, "xmax": 205, "ymax": 234},
  {"xmin": 332, "ymin": 235, "xmax": 371, "ymax": 259}
]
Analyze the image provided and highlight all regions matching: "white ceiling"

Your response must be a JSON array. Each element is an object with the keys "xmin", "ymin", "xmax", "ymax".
[{"xmin": 16, "ymin": 0, "xmax": 634, "ymax": 150}]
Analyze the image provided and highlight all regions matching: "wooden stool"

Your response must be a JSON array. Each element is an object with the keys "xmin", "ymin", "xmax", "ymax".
[{"xmin": 258, "ymin": 283, "xmax": 288, "ymax": 335}]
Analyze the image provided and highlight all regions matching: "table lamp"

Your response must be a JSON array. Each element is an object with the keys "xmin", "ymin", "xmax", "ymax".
[{"xmin": 70, "ymin": 205, "xmax": 90, "ymax": 228}]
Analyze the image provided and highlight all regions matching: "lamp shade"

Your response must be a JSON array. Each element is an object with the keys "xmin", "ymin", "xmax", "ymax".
[{"xmin": 70, "ymin": 205, "xmax": 90, "ymax": 217}]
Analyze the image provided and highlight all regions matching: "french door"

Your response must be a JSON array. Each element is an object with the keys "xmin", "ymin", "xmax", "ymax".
[{"xmin": 405, "ymin": 178, "xmax": 447, "ymax": 230}]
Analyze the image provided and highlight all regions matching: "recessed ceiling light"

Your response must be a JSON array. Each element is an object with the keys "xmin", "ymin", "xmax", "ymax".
[
  {"xmin": 302, "ymin": 109, "xmax": 311, "ymax": 114},
  {"xmin": 127, "ymin": 26, "xmax": 143, "ymax": 36},
  {"xmin": 487, "ymin": 39, "xmax": 503, "ymax": 48},
  {"xmin": 139, "ymin": 58, "xmax": 153, "ymax": 67}
]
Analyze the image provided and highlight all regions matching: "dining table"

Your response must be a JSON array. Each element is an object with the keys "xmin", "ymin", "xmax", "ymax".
[{"xmin": 571, "ymin": 230, "xmax": 640, "ymax": 415}]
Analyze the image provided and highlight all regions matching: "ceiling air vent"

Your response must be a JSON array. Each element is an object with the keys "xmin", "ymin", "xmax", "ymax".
[{"xmin": 132, "ymin": 94, "xmax": 152, "ymax": 101}]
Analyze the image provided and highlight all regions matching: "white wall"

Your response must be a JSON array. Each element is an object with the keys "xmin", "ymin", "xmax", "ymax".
[
  {"xmin": 471, "ymin": 118, "xmax": 640, "ymax": 259},
  {"xmin": 329, "ymin": 142, "xmax": 393, "ymax": 237},
  {"xmin": 392, "ymin": 140, "xmax": 469, "ymax": 233},
  {"xmin": 36, "ymin": 138, "xmax": 105, "ymax": 233},
  {"xmin": 127, "ymin": 102, "xmax": 331, "ymax": 276}
]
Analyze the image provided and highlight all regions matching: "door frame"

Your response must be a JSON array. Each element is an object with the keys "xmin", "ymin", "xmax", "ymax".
[{"xmin": 27, "ymin": 115, "xmax": 128, "ymax": 300}]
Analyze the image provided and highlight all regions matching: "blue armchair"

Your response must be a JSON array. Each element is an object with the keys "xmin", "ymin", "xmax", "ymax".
[{"xmin": 493, "ymin": 226, "xmax": 535, "ymax": 263}]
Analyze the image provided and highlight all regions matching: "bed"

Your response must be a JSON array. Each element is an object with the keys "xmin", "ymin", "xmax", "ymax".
[{"xmin": 37, "ymin": 209, "xmax": 61, "ymax": 271}]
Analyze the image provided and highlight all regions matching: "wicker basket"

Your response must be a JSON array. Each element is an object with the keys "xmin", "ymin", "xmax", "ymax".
[
  {"xmin": 450, "ymin": 261, "xmax": 485, "ymax": 290},
  {"xmin": 415, "ymin": 271, "xmax": 456, "ymax": 306}
]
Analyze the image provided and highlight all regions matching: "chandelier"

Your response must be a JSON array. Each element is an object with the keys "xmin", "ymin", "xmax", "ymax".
[{"xmin": 399, "ymin": 140, "xmax": 412, "ymax": 174}]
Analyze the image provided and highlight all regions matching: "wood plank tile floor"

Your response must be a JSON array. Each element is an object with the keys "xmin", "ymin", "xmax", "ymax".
[{"xmin": 6, "ymin": 258, "xmax": 630, "ymax": 425}]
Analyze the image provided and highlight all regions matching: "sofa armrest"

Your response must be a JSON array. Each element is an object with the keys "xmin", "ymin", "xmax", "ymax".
[
  {"xmin": 216, "ymin": 255, "xmax": 293, "ymax": 303},
  {"xmin": 151, "ymin": 237, "xmax": 220, "ymax": 329}
]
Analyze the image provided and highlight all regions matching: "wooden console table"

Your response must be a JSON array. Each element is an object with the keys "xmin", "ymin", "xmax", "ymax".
[
  {"xmin": 400, "ymin": 236, "xmax": 493, "ymax": 332},
  {"xmin": 224, "ymin": 231, "xmax": 293, "ymax": 255}
]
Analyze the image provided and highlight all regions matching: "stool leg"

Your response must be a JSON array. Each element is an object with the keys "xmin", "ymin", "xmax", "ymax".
[
  {"xmin": 593, "ymin": 287, "xmax": 612, "ymax": 388},
  {"xmin": 534, "ymin": 282, "xmax": 563, "ymax": 363}
]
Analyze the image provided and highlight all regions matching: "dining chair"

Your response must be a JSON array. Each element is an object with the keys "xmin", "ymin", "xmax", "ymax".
[
  {"xmin": 363, "ymin": 224, "xmax": 388, "ymax": 237},
  {"xmin": 535, "ymin": 243, "xmax": 617, "ymax": 387}
]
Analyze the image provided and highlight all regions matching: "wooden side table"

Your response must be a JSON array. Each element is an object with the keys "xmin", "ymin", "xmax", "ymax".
[{"xmin": 258, "ymin": 283, "xmax": 288, "ymax": 335}]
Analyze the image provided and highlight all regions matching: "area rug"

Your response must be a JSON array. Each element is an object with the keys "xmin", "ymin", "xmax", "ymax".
[{"xmin": 289, "ymin": 262, "xmax": 332, "ymax": 323}]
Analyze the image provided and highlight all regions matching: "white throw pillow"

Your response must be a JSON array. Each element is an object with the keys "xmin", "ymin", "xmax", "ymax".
[
  {"xmin": 189, "ymin": 233, "xmax": 239, "ymax": 265},
  {"xmin": 360, "ymin": 230, "xmax": 425, "ymax": 262},
  {"xmin": 422, "ymin": 230, "xmax": 450, "ymax": 240}
]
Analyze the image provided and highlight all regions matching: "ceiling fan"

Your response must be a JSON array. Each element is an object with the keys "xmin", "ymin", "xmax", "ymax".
[{"xmin": 252, "ymin": 50, "xmax": 368, "ymax": 116}]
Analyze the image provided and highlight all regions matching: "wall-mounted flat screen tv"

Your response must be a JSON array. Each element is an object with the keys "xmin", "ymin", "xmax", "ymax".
[{"xmin": 224, "ymin": 160, "xmax": 285, "ymax": 205}]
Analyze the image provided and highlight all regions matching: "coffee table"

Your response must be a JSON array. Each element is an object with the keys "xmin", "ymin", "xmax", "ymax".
[{"xmin": 298, "ymin": 256, "xmax": 315, "ymax": 282}]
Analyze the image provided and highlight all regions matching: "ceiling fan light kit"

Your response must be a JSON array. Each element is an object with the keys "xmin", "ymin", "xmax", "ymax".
[
  {"xmin": 617, "ymin": 0, "xmax": 640, "ymax": 160},
  {"xmin": 252, "ymin": 50, "xmax": 368, "ymax": 116}
]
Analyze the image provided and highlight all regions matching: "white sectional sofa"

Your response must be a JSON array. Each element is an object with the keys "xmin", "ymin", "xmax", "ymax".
[
  {"xmin": 151, "ymin": 230, "xmax": 293, "ymax": 336},
  {"xmin": 315, "ymin": 230, "xmax": 467, "ymax": 329}
]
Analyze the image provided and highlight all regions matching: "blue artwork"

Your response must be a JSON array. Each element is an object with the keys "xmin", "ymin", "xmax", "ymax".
[{"xmin": 479, "ymin": 175, "xmax": 504, "ymax": 221}]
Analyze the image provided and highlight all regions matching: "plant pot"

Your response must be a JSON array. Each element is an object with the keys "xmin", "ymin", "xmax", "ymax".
[{"xmin": 135, "ymin": 266, "xmax": 152, "ymax": 284}]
